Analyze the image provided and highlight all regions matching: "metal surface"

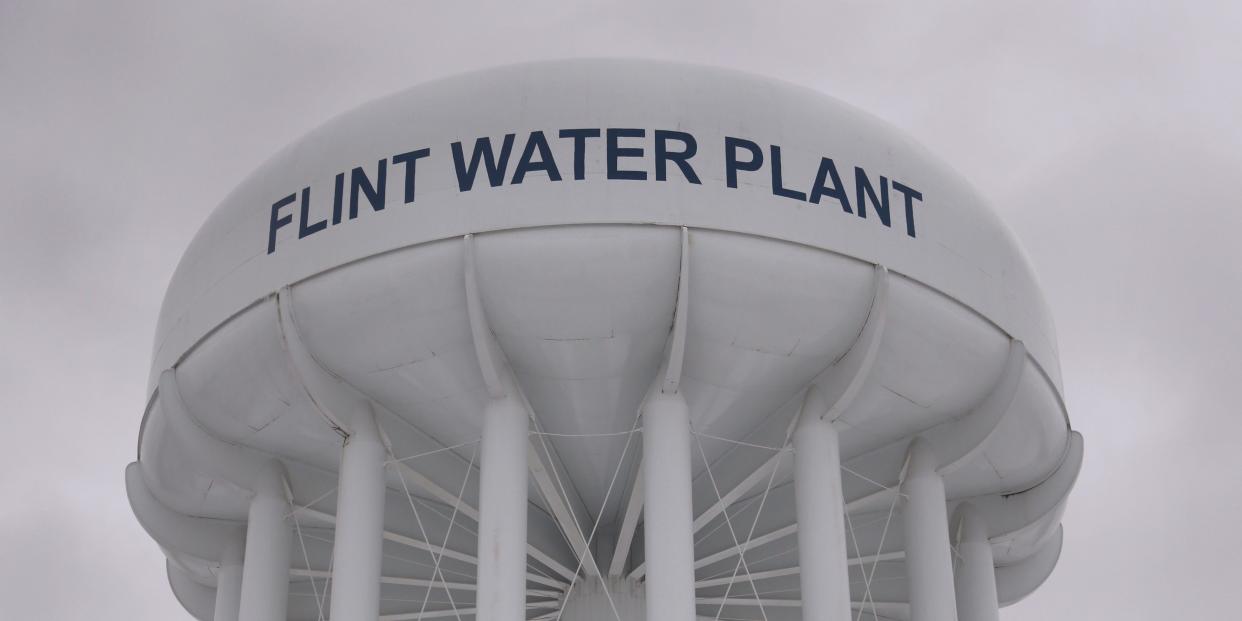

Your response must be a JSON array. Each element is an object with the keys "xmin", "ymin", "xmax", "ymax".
[
  {"xmin": 792, "ymin": 403, "xmax": 850, "ymax": 621},
  {"xmin": 327, "ymin": 406, "xmax": 386, "ymax": 621},
  {"xmin": 128, "ymin": 59, "xmax": 1080, "ymax": 621},
  {"xmin": 953, "ymin": 504, "xmax": 1000, "ymax": 621},
  {"xmin": 901, "ymin": 439, "xmax": 957, "ymax": 621}
]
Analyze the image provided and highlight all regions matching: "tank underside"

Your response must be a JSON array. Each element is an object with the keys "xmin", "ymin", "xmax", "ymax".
[{"xmin": 133, "ymin": 224, "xmax": 1077, "ymax": 621}]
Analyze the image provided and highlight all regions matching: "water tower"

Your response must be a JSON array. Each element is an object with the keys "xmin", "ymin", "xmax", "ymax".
[{"xmin": 129, "ymin": 59, "xmax": 1081, "ymax": 621}]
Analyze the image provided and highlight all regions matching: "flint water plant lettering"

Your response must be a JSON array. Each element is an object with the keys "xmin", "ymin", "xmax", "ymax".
[{"xmin": 267, "ymin": 128, "xmax": 924, "ymax": 254}]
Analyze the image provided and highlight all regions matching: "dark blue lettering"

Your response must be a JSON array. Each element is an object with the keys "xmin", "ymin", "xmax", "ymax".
[
  {"xmin": 512, "ymin": 131, "xmax": 562, "ymax": 184},
  {"xmin": 769, "ymin": 145, "xmax": 806, "ymax": 201},
  {"xmin": 607, "ymin": 128, "xmax": 647, "ymax": 180},
  {"xmin": 297, "ymin": 187, "xmax": 326, "ymax": 239},
  {"xmin": 654, "ymin": 130, "xmax": 701, "ymax": 184},
  {"xmin": 267, "ymin": 193, "xmax": 295, "ymax": 254},
  {"xmin": 331, "ymin": 173, "xmax": 345, "ymax": 225},
  {"xmin": 558, "ymin": 129, "xmax": 600, "ymax": 180},
  {"xmin": 892, "ymin": 180, "xmax": 923, "ymax": 238},
  {"xmin": 725, "ymin": 137, "xmax": 763, "ymax": 188},
  {"xmin": 349, "ymin": 160, "xmax": 387, "ymax": 220},
  {"xmin": 392, "ymin": 148, "xmax": 431, "ymax": 203},
  {"xmin": 809, "ymin": 157, "xmax": 852, "ymax": 213},
  {"xmin": 452, "ymin": 135, "xmax": 516, "ymax": 191},
  {"xmin": 854, "ymin": 168, "xmax": 890, "ymax": 227}
]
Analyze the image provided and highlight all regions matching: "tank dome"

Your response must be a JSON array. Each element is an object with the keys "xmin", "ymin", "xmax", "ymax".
[{"xmin": 151, "ymin": 59, "xmax": 1061, "ymax": 393}]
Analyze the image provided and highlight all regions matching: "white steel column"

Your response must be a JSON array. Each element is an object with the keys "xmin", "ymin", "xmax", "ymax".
[
  {"xmin": 328, "ymin": 406, "xmax": 388, "ymax": 621},
  {"xmin": 793, "ymin": 389, "xmax": 851, "ymax": 621},
  {"xmin": 953, "ymin": 504, "xmax": 999, "ymax": 621},
  {"xmin": 476, "ymin": 396, "xmax": 529, "ymax": 621},
  {"xmin": 642, "ymin": 391, "xmax": 697, "ymax": 621},
  {"xmin": 901, "ymin": 439, "xmax": 958, "ymax": 621},
  {"xmin": 238, "ymin": 462, "xmax": 292, "ymax": 621},
  {"xmin": 213, "ymin": 533, "xmax": 244, "ymax": 621}
]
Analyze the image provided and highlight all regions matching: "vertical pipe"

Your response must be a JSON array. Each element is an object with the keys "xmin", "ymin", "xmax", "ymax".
[
  {"xmin": 213, "ymin": 533, "xmax": 244, "ymax": 621},
  {"xmin": 642, "ymin": 391, "xmax": 697, "ymax": 621},
  {"xmin": 328, "ymin": 406, "xmax": 388, "ymax": 621},
  {"xmin": 793, "ymin": 393, "xmax": 851, "ymax": 621},
  {"xmin": 476, "ymin": 397, "xmax": 529, "ymax": 621},
  {"xmin": 953, "ymin": 504, "xmax": 999, "ymax": 621},
  {"xmin": 901, "ymin": 439, "xmax": 958, "ymax": 621},
  {"xmin": 238, "ymin": 462, "xmax": 292, "ymax": 621}
]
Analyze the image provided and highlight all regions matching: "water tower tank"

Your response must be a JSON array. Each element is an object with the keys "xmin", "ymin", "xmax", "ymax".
[{"xmin": 129, "ymin": 59, "xmax": 1080, "ymax": 621}]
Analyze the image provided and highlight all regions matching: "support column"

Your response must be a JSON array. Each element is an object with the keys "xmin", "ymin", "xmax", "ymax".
[
  {"xmin": 642, "ymin": 391, "xmax": 697, "ymax": 621},
  {"xmin": 238, "ymin": 462, "xmax": 292, "ymax": 621},
  {"xmin": 213, "ymin": 532, "xmax": 244, "ymax": 621},
  {"xmin": 901, "ymin": 439, "xmax": 957, "ymax": 621},
  {"xmin": 328, "ymin": 406, "xmax": 388, "ymax": 621},
  {"xmin": 476, "ymin": 397, "xmax": 529, "ymax": 621},
  {"xmin": 793, "ymin": 389, "xmax": 851, "ymax": 621},
  {"xmin": 953, "ymin": 504, "xmax": 999, "ymax": 621}
]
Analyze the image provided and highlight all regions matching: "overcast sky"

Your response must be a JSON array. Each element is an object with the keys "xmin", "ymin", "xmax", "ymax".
[{"xmin": 2, "ymin": 1, "xmax": 1240, "ymax": 619}]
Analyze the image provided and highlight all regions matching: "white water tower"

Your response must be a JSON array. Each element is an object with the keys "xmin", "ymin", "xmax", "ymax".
[{"xmin": 129, "ymin": 59, "xmax": 1080, "ymax": 621}]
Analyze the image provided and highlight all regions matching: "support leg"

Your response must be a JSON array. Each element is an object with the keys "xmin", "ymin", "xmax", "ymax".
[
  {"xmin": 476, "ymin": 397, "xmax": 529, "ymax": 621},
  {"xmin": 328, "ymin": 406, "xmax": 388, "ymax": 620},
  {"xmin": 238, "ymin": 463, "xmax": 292, "ymax": 621},
  {"xmin": 213, "ymin": 533, "xmax": 244, "ymax": 621},
  {"xmin": 953, "ymin": 504, "xmax": 999, "ymax": 621},
  {"xmin": 642, "ymin": 391, "xmax": 697, "ymax": 621},
  {"xmin": 901, "ymin": 439, "xmax": 958, "ymax": 621},
  {"xmin": 793, "ymin": 393, "xmax": 851, "ymax": 621}
]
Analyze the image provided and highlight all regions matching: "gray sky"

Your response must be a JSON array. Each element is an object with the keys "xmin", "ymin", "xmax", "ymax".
[{"xmin": 2, "ymin": 1, "xmax": 1239, "ymax": 618}]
